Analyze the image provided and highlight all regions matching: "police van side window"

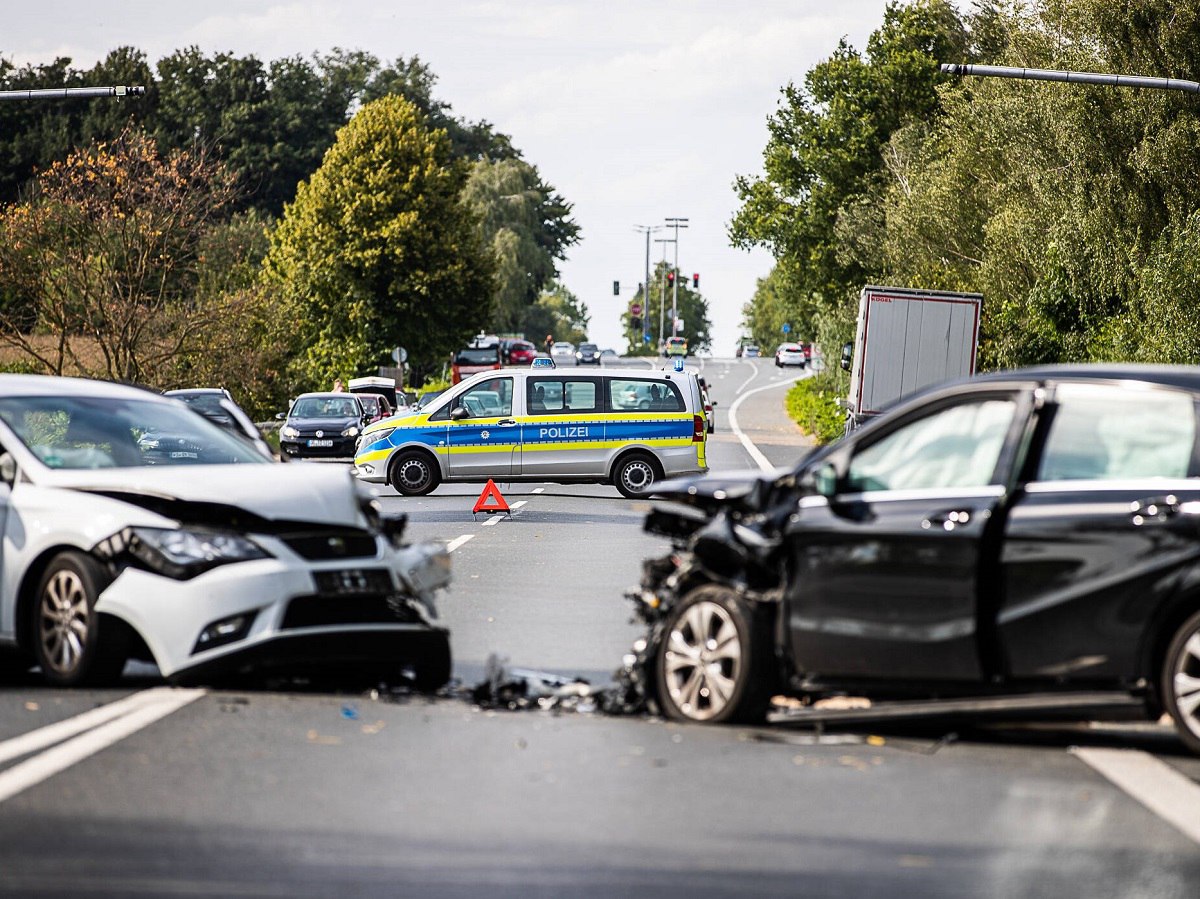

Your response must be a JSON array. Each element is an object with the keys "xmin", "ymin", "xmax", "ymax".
[
  {"xmin": 609, "ymin": 379, "xmax": 684, "ymax": 413},
  {"xmin": 528, "ymin": 380, "xmax": 598, "ymax": 415}
]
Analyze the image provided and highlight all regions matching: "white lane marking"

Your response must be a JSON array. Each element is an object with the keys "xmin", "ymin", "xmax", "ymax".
[
  {"xmin": 532, "ymin": 488, "xmax": 544, "ymax": 494},
  {"xmin": 0, "ymin": 688, "xmax": 180, "ymax": 766},
  {"xmin": 1072, "ymin": 747, "xmax": 1200, "ymax": 844},
  {"xmin": 737, "ymin": 359, "xmax": 761, "ymax": 393},
  {"xmin": 0, "ymin": 688, "xmax": 205, "ymax": 804},
  {"xmin": 727, "ymin": 372, "xmax": 811, "ymax": 472},
  {"xmin": 482, "ymin": 499, "xmax": 528, "ymax": 526},
  {"xmin": 447, "ymin": 534, "xmax": 475, "ymax": 552}
]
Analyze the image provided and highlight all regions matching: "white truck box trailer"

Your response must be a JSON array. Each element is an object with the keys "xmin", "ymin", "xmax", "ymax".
[{"xmin": 843, "ymin": 285, "xmax": 982, "ymax": 431}]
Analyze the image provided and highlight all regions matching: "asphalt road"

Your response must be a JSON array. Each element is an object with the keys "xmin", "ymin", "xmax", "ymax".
[{"xmin": 1, "ymin": 356, "xmax": 1198, "ymax": 898}]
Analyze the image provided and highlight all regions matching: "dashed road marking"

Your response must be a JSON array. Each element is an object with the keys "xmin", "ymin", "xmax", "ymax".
[
  {"xmin": 1072, "ymin": 747, "xmax": 1200, "ymax": 845},
  {"xmin": 447, "ymin": 534, "xmax": 475, "ymax": 552},
  {"xmin": 532, "ymin": 488, "xmax": 544, "ymax": 494}
]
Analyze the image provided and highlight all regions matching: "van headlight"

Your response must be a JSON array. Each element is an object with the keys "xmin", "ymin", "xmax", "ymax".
[
  {"xmin": 362, "ymin": 427, "xmax": 395, "ymax": 446},
  {"xmin": 96, "ymin": 527, "xmax": 271, "ymax": 580}
]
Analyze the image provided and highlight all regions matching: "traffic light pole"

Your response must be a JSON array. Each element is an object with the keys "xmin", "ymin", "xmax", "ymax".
[
  {"xmin": 665, "ymin": 217, "xmax": 688, "ymax": 337},
  {"xmin": 655, "ymin": 238, "xmax": 674, "ymax": 347},
  {"xmin": 634, "ymin": 225, "xmax": 661, "ymax": 346},
  {"xmin": 940, "ymin": 63, "xmax": 1200, "ymax": 95},
  {"xmin": 0, "ymin": 85, "xmax": 146, "ymax": 101}
]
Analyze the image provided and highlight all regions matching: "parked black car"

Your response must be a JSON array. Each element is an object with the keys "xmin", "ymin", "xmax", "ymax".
[
  {"xmin": 627, "ymin": 364, "xmax": 1200, "ymax": 754},
  {"xmin": 277, "ymin": 393, "xmax": 367, "ymax": 459},
  {"xmin": 163, "ymin": 388, "xmax": 274, "ymax": 459}
]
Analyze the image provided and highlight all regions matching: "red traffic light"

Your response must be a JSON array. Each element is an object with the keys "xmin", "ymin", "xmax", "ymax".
[
  {"xmin": 693, "ymin": 273, "xmax": 699, "ymax": 288},
  {"xmin": 666, "ymin": 272, "xmax": 675, "ymax": 286}
]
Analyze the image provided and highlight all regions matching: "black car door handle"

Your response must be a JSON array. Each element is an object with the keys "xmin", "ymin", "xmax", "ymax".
[
  {"xmin": 497, "ymin": 419, "xmax": 517, "ymax": 426},
  {"xmin": 1131, "ymin": 495, "xmax": 1180, "ymax": 525}
]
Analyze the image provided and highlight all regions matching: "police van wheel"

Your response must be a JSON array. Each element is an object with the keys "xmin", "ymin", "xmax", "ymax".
[
  {"xmin": 614, "ymin": 453, "xmax": 659, "ymax": 498},
  {"xmin": 389, "ymin": 451, "xmax": 440, "ymax": 497}
]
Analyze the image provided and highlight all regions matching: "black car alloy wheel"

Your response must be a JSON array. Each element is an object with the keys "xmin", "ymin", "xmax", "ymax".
[
  {"xmin": 1164, "ymin": 609, "xmax": 1200, "ymax": 754},
  {"xmin": 655, "ymin": 586, "xmax": 771, "ymax": 723}
]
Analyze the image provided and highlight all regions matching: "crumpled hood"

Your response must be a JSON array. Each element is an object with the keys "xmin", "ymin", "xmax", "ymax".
[{"xmin": 37, "ymin": 463, "xmax": 366, "ymax": 528}]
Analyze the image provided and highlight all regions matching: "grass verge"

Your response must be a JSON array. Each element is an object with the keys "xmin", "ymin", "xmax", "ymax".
[{"xmin": 785, "ymin": 375, "xmax": 845, "ymax": 445}]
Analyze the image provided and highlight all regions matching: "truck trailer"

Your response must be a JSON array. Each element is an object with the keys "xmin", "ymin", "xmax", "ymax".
[{"xmin": 841, "ymin": 285, "xmax": 982, "ymax": 432}]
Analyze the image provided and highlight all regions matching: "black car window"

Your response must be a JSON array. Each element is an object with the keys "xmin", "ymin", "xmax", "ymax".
[
  {"xmin": 846, "ymin": 398, "xmax": 1016, "ymax": 492},
  {"xmin": 1037, "ymin": 384, "xmax": 1195, "ymax": 481}
]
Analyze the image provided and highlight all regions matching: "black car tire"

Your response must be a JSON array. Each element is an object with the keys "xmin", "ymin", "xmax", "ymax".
[
  {"xmin": 613, "ymin": 452, "xmax": 659, "ymax": 498},
  {"xmin": 708, "ymin": 420, "xmax": 715, "ymax": 434},
  {"xmin": 32, "ymin": 551, "xmax": 127, "ymax": 687},
  {"xmin": 389, "ymin": 451, "xmax": 440, "ymax": 497},
  {"xmin": 1162, "ymin": 609, "xmax": 1200, "ymax": 755},
  {"xmin": 654, "ymin": 585, "xmax": 773, "ymax": 724}
]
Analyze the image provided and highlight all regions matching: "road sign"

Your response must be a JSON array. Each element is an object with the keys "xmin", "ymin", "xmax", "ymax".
[
  {"xmin": 782, "ymin": 323, "xmax": 791, "ymax": 334},
  {"xmin": 631, "ymin": 303, "xmax": 642, "ymax": 316},
  {"xmin": 392, "ymin": 346, "xmax": 408, "ymax": 363}
]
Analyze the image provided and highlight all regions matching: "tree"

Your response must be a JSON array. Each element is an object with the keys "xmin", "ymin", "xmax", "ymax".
[
  {"xmin": 262, "ymin": 94, "xmax": 495, "ymax": 388},
  {"xmin": 461, "ymin": 157, "xmax": 581, "ymax": 333},
  {"xmin": 0, "ymin": 130, "xmax": 284, "ymax": 389},
  {"xmin": 521, "ymin": 281, "xmax": 590, "ymax": 347}
]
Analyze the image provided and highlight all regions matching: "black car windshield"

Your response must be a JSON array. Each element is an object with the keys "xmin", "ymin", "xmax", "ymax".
[
  {"xmin": 290, "ymin": 397, "xmax": 361, "ymax": 418},
  {"xmin": 0, "ymin": 395, "xmax": 268, "ymax": 469}
]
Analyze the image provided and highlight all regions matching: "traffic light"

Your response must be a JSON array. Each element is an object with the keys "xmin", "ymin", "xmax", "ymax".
[
  {"xmin": 666, "ymin": 271, "xmax": 675, "ymax": 288},
  {"xmin": 693, "ymin": 273, "xmax": 699, "ymax": 288},
  {"xmin": 613, "ymin": 280, "xmax": 620, "ymax": 295},
  {"xmin": 631, "ymin": 316, "xmax": 641, "ymax": 331}
]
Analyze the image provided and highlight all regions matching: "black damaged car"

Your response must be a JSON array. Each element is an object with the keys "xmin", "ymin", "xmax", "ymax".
[
  {"xmin": 626, "ymin": 364, "xmax": 1200, "ymax": 755},
  {"xmin": 278, "ymin": 393, "xmax": 368, "ymax": 460}
]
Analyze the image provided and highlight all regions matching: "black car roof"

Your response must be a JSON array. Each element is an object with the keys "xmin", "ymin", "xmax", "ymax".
[{"xmin": 972, "ymin": 363, "xmax": 1200, "ymax": 391}]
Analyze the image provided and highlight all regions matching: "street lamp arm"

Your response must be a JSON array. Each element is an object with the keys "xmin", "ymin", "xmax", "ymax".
[
  {"xmin": 0, "ymin": 86, "xmax": 146, "ymax": 102},
  {"xmin": 940, "ymin": 63, "xmax": 1200, "ymax": 95}
]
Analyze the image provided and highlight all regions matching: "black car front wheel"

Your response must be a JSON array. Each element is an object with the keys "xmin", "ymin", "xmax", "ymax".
[
  {"xmin": 1163, "ymin": 609, "xmax": 1200, "ymax": 755},
  {"xmin": 654, "ymin": 586, "xmax": 773, "ymax": 724}
]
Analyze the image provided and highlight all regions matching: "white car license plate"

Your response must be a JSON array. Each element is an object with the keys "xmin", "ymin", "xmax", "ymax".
[
  {"xmin": 170, "ymin": 451, "xmax": 198, "ymax": 459},
  {"xmin": 307, "ymin": 439, "xmax": 334, "ymax": 447}
]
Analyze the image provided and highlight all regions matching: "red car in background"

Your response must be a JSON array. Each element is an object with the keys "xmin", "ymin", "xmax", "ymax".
[{"xmin": 501, "ymin": 338, "xmax": 537, "ymax": 365}]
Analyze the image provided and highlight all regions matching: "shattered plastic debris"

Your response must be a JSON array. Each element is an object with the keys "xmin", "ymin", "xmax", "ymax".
[{"xmin": 468, "ymin": 653, "xmax": 640, "ymax": 716}]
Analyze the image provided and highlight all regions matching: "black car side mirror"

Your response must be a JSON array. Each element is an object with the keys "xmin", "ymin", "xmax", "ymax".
[
  {"xmin": 450, "ymin": 406, "xmax": 469, "ymax": 421},
  {"xmin": 840, "ymin": 342, "xmax": 853, "ymax": 372}
]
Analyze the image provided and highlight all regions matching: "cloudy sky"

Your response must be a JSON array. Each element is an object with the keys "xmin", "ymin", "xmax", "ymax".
[{"xmin": 5, "ymin": 1, "xmax": 892, "ymax": 352}]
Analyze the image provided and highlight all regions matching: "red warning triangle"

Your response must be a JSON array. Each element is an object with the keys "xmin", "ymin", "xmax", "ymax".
[{"xmin": 472, "ymin": 479, "xmax": 510, "ymax": 514}]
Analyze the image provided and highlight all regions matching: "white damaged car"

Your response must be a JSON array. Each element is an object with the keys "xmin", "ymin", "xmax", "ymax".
[{"xmin": 0, "ymin": 375, "xmax": 452, "ymax": 689}]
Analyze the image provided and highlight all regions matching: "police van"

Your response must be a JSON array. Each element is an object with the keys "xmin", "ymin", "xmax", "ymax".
[{"xmin": 353, "ymin": 364, "xmax": 708, "ymax": 497}]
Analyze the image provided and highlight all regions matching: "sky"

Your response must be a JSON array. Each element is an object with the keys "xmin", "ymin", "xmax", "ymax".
[{"xmin": 4, "ymin": 0, "xmax": 893, "ymax": 353}]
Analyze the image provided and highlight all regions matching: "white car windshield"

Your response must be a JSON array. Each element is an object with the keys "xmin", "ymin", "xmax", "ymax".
[{"xmin": 0, "ymin": 395, "xmax": 269, "ymax": 469}]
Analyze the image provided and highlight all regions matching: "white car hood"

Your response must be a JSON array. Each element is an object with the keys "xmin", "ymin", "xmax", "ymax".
[{"xmin": 34, "ymin": 463, "xmax": 365, "ymax": 527}]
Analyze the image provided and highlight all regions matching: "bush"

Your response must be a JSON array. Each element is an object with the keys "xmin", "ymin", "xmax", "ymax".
[{"xmin": 786, "ymin": 376, "xmax": 845, "ymax": 445}]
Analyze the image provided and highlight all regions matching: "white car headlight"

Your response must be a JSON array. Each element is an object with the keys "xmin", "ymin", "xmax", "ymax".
[
  {"xmin": 342, "ymin": 425, "xmax": 360, "ymax": 438},
  {"xmin": 281, "ymin": 426, "xmax": 299, "ymax": 438},
  {"xmin": 111, "ymin": 526, "xmax": 271, "ymax": 580}
]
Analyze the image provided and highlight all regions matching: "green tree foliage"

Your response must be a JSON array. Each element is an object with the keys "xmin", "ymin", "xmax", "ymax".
[
  {"xmin": 462, "ymin": 158, "xmax": 580, "ymax": 333},
  {"xmin": 0, "ymin": 130, "xmax": 285, "ymax": 404},
  {"xmin": 620, "ymin": 263, "xmax": 713, "ymax": 354},
  {"xmin": 730, "ymin": 0, "xmax": 970, "ymax": 353},
  {"xmin": 263, "ymin": 95, "xmax": 494, "ymax": 388},
  {"xmin": 736, "ymin": 0, "xmax": 1200, "ymax": 371},
  {"xmin": 522, "ymin": 281, "xmax": 590, "ymax": 347}
]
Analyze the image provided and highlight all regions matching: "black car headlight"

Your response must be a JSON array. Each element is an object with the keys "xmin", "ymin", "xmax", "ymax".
[{"xmin": 99, "ymin": 526, "xmax": 272, "ymax": 580}]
